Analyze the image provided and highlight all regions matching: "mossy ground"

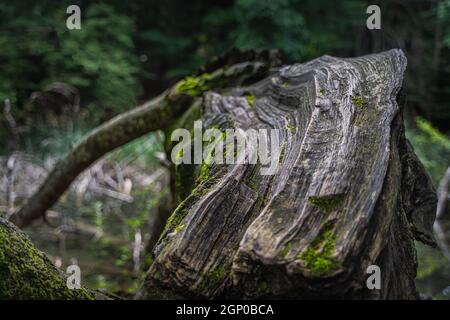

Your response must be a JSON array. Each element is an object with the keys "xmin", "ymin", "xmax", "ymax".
[{"xmin": 244, "ymin": 94, "xmax": 256, "ymax": 107}]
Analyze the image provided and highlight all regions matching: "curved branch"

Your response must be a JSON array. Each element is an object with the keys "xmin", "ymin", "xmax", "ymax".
[{"xmin": 11, "ymin": 89, "xmax": 194, "ymax": 228}]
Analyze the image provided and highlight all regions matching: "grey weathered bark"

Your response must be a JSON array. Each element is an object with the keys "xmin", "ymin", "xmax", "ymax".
[{"xmin": 139, "ymin": 49, "xmax": 437, "ymax": 299}]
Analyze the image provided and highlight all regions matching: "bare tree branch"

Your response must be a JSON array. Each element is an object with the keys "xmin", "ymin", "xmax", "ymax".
[{"xmin": 10, "ymin": 89, "xmax": 194, "ymax": 228}]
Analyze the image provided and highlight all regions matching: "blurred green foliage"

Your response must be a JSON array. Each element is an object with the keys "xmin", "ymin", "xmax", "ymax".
[
  {"xmin": 415, "ymin": 241, "xmax": 450, "ymax": 300},
  {"xmin": 1, "ymin": 1, "xmax": 448, "ymax": 133},
  {"xmin": 406, "ymin": 117, "xmax": 450, "ymax": 184}
]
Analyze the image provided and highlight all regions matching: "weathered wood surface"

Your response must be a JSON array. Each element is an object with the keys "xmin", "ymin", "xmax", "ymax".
[
  {"xmin": 2, "ymin": 49, "xmax": 436, "ymax": 300},
  {"xmin": 140, "ymin": 49, "xmax": 437, "ymax": 299}
]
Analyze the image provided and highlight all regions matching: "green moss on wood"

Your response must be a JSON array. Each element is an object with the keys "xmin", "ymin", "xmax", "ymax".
[
  {"xmin": 279, "ymin": 141, "xmax": 287, "ymax": 164},
  {"xmin": 198, "ymin": 161, "xmax": 212, "ymax": 184},
  {"xmin": 161, "ymin": 178, "xmax": 215, "ymax": 237},
  {"xmin": 197, "ymin": 130, "xmax": 226, "ymax": 183},
  {"xmin": 247, "ymin": 177, "xmax": 259, "ymax": 192},
  {"xmin": 298, "ymin": 223, "xmax": 340, "ymax": 276},
  {"xmin": 162, "ymin": 206, "xmax": 188, "ymax": 236},
  {"xmin": 167, "ymin": 101, "xmax": 202, "ymax": 203},
  {"xmin": 308, "ymin": 194, "xmax": 345, "ymax": 213},
  {"xmin": 194, "ymin": 267, "xmax": 228, "ymax": 295},
  {"xmin": 351, "ymin": 95, "xmax": 365, "ymax": 108},
  {"xmin": 175, "ymin": 224, "xmax": 185, "ymax": 234},
  {"xmin": 281, "ymin": 243, "xmax": 292, "ymax": 257},
  {"xmin": 175, "ymin": 73, "xmax": 213, "ymax": 96},
  {"xmin": 209, "ymin": 267, "xmax": 227, "ymax": 284},
  {"xmin": 0, "ymin": 218, "xmax": 94, "ymax": 299},
  {"xmin": 286, "ymin": 123, "xmax": 295, "ymax": 133},
  {"xmin": 164, "ymin": 130, "xmax": 224, "ymax": 234},
  {"xmin": 285, "ymin": 117, "xmax": 295, "ymax": 133},
  {"xmin": 244, "ymin": 94, "xmax": 256, "ymax": 107},
  {"xmin": 255, "ymin": 281, "xmax": 269, "ymax": 296}
]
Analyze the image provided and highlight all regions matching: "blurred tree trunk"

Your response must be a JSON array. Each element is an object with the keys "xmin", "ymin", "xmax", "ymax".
[
  {"xmin": 434, "ymin": 166, "xmax": 450, "ymax": 261},
  {"xmin": 0, "ymin": 217, "xmax": 108, "ymax": 299}
]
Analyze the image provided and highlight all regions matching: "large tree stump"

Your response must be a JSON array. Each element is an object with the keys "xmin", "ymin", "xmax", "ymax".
[{"xmin": 140, "ymin": 49, "xmax": 437, "ymax": 299}]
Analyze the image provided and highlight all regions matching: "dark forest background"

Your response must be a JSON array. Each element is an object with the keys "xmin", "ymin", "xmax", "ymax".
[{"xmin": 0, "ymin": 0, "xmax": 449, "ymax": 299}]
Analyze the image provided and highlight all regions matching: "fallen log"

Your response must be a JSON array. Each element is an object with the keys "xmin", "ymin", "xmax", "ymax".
[{"xmin": 0, "ymin": 217, "xmax": 107, "ymax": 299}]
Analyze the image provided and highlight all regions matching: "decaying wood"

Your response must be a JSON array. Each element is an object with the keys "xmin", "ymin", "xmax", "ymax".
[
  {"xmin": 140, "ymin": 49, "xmax": 437, "ymax": 299},
  {"xmin": 1, "ymin": 49, "xmax": 437, "ymax": 300}
]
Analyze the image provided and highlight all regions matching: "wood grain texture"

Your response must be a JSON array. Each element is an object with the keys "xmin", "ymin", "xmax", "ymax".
[{"xmin": 140, "ymin": 49, "xmax": 437, "ymax": 299}]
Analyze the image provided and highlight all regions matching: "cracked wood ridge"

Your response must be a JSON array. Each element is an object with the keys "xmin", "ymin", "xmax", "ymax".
[{"xmin": 141, "ymin": 49, "xmax": 437, "ymax": 299}]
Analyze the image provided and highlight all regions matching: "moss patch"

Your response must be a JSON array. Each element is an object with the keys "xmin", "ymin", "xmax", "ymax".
[
  {"xmin": 244, "ymin": 94, "xmax": 256, "ymax": 107},
  {"xmin": 197, "ymin": 130, "xmax": 226, "ymax": 183},
  {"xmin": 162, "ymin": 204, "xmax": 188, "ymax": 236},
  {"xmin": 255, "ymin": 280, "xmax": 269, "ymax": 296},
  {"xmin": 284, "ymin": 116, "xmax": 296, "ymax": 133},
  {"xmin": 175, "ymin": 224, "xmax": 185, "ymax": 234},
  {"xmin": 298, "ymin": 223, "xmax": 340, "ymax": 276},
  {"xmin": 286, "ymin": 123, "xmax": 295, "ymax": 133},
  {"xmin": 209, "ymin": 267, "xmax": 227, "ymax": 284},
  {"xmin": 278, "ymin": 141, "xmax": 287, "ymax": 164},
  {"xmin": 308, "ymin": 194, "xmax": 345, "ymax": 213},
  {"xmin": 195, "ymin": 267, "xmax": 228, "ymax": 295},
  {"xmin": 175, "ymin": 73, "xmax": 213, "ymax": 96},
  {"xmin": 0, "ymin": 218, "xmax": 94, "ymax": 299},
  {"xmin": 281, "ymin": 243, "xmax": 292, "ymax": 257},
  {"xmin": 351, "ymin": 95, "xmax": 365, "ymax": 109}
]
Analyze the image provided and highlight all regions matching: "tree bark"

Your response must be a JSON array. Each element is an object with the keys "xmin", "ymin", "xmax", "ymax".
[
  {"xmin": 1, "ymin": 49, "xmax": 437, "ymax": 300},
  {"xmin": 139, "ymin": 49, "xmax": 437, "ymax": 299}
]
